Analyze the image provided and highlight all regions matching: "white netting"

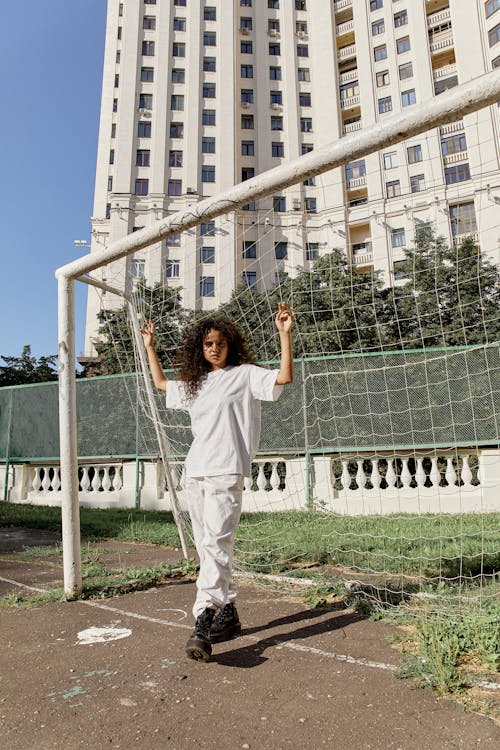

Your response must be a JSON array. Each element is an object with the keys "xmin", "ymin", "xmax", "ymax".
[{"xmin": 84, "ymin": 106, "xmax": 500, "ymax": 617}]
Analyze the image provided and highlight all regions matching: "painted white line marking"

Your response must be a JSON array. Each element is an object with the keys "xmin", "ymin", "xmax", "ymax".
[
  {"xmin": 77, "ymin": 625, "xmax": 132, "ymax": 645},
  {"xmin": 0, "ymin": 576, "xmax": 53, "ymax": 594},
  {"xmin": 82, "ymin": 600, "xmax": 193, "ymax": 630}
]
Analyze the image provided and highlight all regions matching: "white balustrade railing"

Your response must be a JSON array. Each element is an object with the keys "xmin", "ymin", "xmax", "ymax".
[
  {"xmin": 343, "ymin": 120, "xmax": 361, "ymax": 134},
  {"xmin": 334, "ymin": 0, "xmax": 352, "ymax": 13},
  {"xmin": 346, "ymin": 175, "xmax": 367, "ymax": 189},
  {"xmin": 336, "ymin": 20, "xmax": 354, "ymax": 36},
  {"xmin": 339, "ymin": 69, "xmax": 358, "ymax": 84},
  {"xmin": 433, "ymin": 63, "xmax": 457, "ymax": 80},
  {"xmin": 427, "ymin": 8, "xmax": 451, "ymax": 28},
  {"xmin": 341, "ymin": 94, "xmax": 360, "ymax": 110},
  {"xmin": 429, "ymin": 35, "xmax": 454, "ymax": 53},
  {"xmin": 337, "ymin": 44, "xmax": 356, "ymax": 60},
  {"xmin": 442, "ymin": 150, "xmax": 468, "ymax": 165},
  {"xmin": 2, "ymin": 449, "xmax": 498, "ymax": 515},
  {"xmin": 440, "ymin": 120, "xmax": 464, "ymax": 135}
]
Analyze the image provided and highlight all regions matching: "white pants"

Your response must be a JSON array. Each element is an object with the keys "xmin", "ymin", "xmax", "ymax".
[{"xmin": 186, "ymin": 474, "xmax": 244, "ymax": 619}]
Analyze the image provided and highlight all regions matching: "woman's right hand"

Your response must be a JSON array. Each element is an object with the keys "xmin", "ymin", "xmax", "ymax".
[{"xmin": 140, "ymin": 320, "xmax": 155, "ymax": 349}]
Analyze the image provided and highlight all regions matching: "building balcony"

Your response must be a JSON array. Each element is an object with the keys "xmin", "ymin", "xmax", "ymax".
[
  {"xmin": 337, "ymin": 43, "xmax": 357, "ymax": 61},
  {"xmin": 433, "ymin": 62, "xmax": 457, "ymax": 80},
  {"xmin": 334, "ymin": 0, "xmax": 353, "ymax": 13},
  {"xmin": 340, "ymin": 94, "xmax": 360, "ymax": 110},
  {"xmin": 429, "ymin": 32, "xmax": 454, "ymax": 54},
  {"xmin": 346, "ymin": 175, "xmax": 367, "ymax": 190},
  {"xmin": 442, "ymin": 150, "xmax": 468, "ymax": 166},
  {"xmin": 351, "ymin": 242, "xmax": 373, "ymax": 266},
  {"xmin": 440, "ymin": 120, "xmax": 464, "ymax": 135},
  {"xmin": 339, "ymin": 68, "xmax": 359, "ymax": 84},
  {"xmin": 343, "ymin": 119, "xmax": 361, "ymax": 135},
  {"xmin": 336, "ymin": 19, "xmax": 354, "ymax": 37},
  {"xmin": 453, "ymin": 232, "xmax": 479, "ymax": 246},
  {"xmin": 427, "ymin": 7, "xmax": 451, "ymax": 28}
]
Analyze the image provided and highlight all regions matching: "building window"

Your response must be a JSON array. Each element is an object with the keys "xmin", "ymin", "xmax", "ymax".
[
  {"xmin": 138, "ymin": 121, "xmax": 151, "ymax": 137},
  {"xmin": 397, "ymin": 36, "xmax": 410, "ymax": 53},
  {"xmin": 114, "ymin": 74, "xmax": 119, "ymax": 88},
  {"xmin": 303, "ymin": 177, "xmax": 315, "ymax": 186},
  {"xmin": 173, "ymin": 17, "xmax": 185, "ymax": 31},
  {"xmin": 242, "ymin": 240, "xmax": 257, "ymax": 258},
  {"xmin": 394, "ymin": 10, "xmax": 408, "ymax": 27},
  {"xmin": 269, "ymin": 19, "xmax": 280, "ymax": 32},
  {"xmin": 391, "ymin": 228, "xmax": 406, "ymax": 248},
  {"xmin": 401, "ymin": 89, "xmax": 416, "ymax": 107},
  {"xmin": 174, "ymin": 0, "xmax": 186, "ymax": 5},
  {"xmin": 204, "ymin": 6, "xmax": 216, "ymax": 20},
  {"xmin": 116, "ymin": 50, "xmax": 121, "ymax": 63},
  {"xmin": 141, "ymin": 67, "xmax": 154, "ymax": 82},
  {"xmin": 434, "ymin": 75, "xmax": 458, "ymax": 95},
  {"xmin": 204, "ymin": 31, "xmax": 217, "ymax": 46},
  {"xmin": 145, "ymin": 0, "xmax": 157, "ymax": 3},
  {"xmin": 340, "ymin": 80, "xmax": 359, "ymax": 99},
  {"xmin": 136, "ymin": 149, "xmax": 150, "ymax": 166},
  {"xmin": 135, "ymin": 178, "xmax": 149, "ymax": 196},
  {"xmin": 105, "ymin": 203, "xmax": 111, "ymax": 219},
  {"xmin": 399, "ymin": 62, "xmax": 413, "ymax": 80},
  {"xmin": 173, "ymin": 42, "xmax": 185, "ymax": 57},
  {"xmin": 272, "ymin": 141, "xmax": 285, "ymax": 157},
  {"xmin": 172, "ymin": 68, "xmax": 185, "ymax": 82},
  {"xmin": 441, "ymin": 133, "xmax": 467, "ymax": 155},
  {"xmin": 241, "ymin": 0, "xmax": 252, "ymax": 6},
  {"xmin": 108, "ymin": 176, "xmax": 113, "ymax": 191},
  {"xmin": 241, "ymin": 40, "xmax": 253, "ymax": 53},
  {"xmin": 200, "ymin": 277, "xmax": 215, "ymax": 297},
  {"xmin": 202, "ymin": 137, "xmax": 216, "ymax": 153},
  {"xmin": 201, "ymin": 221, "xmax": 216, "ymax": 236},
  {"xmin": 109, "ymin": 149, "xmax": 115, "ymax": 165},
  {"xmin": 113, "ymin": 98, "xmax": 118, "ymax": 112},
  {"xmin": 170, "ymin": 121, "xmax": 184, "ymax": 138},
  {"xmin": 139, "ymin": 93, "xmax": 153, "ymax": 109},
  {"xmin": 302, "ymin": 143, "xmax": 313, "ymax": 154},
  {"xmin": 372, "ymin": 19, "xmax": 385, "ymax": 35},
  {"xmin": 489, "ymin": 23, "xmax": 500, "ymax": 46},
  {"xmin": 171, "ymin": 94, "xmax": 184, "ymax": 110},
  {"xmin": 270, "ymin": 66, "xmax": 282, "ymax": 80},
  {"xmin": 241, "ymin": 114, "xmax": 254, "ymax": 128},
  {"xmin": 407, "ymin": 144, "xmax": 422, "ymax": 163},
  {"xmin": 273, "ymin": 195, "xmax": 286, "ymax": 212},
  {"xmin": 242, "ymin": 202, "xmax": 256, "ymax": 211},
  {"xmin": 242, "ymin": 140, "xmax": 255, "ymax": 155},
  {"xmin": 297, "ymin": 44, "xmax": 309, "ymax": 57},
  {"xmin": 345, "ymin": 159, "xmax": 366, "ymax": 179},
  {"xmin": 242, "ymin": 272, "xmax": 257, "ymax": 289},
  {"xmin": 299, "ymin": 92, "xmax": 312, "ymax": 106},
  {"xmin": 383, "ymin": 151, "xmax": 398, "ymax": 169},
  {"xmin": 295, "ymin": 0, "xmax": 306, "ymax": 9},
  {"xmin": 376, "ymin": 70, "xmax": 390, "ymax": 87},
  {"xmin": 386, "ymin": 180, "xmax": 401, "ymax": 198},
  {"xmin": 203, "ymin": 83, "xmax": 216, "ymax": 98},
  {"xmin": 202, "ymin": 109, "xmax": 216, "ymax": 125},
  {"xmin": 203, "ymin": 57, "xmax": 216, "ymax": 72},
  {"xmin": 370, "ymin": 0, "xmax": 383, "ymax": 9},
  {"xmin": 165, "ymin": 259, "xmax": 180, "ymax": 278},
  {"xmin": 166, "ymin": 233, "xmax": 181, "ymax": 247},
  {"xmin": 445, "ymin": 163, "xmax": 471, "ymax": 184},
  {"xmin": 300, "ymin": 117, "xmax": 313, "ymax": 132},
  {"xmin": 240, "ymin": 17, "xmax": 253, "ymax": 29},
  {"xmin": 168, "ymin": 179, "xmax": 182, "ymax": 196},
  {"xmin": 268, "ymin": 0, "xmax": 279, "ymax": 8},
  {"xmin": 296, "ymin": 20, "xmax": 308, "ymax": 33},
  {"xmin": 378, "ymin": 96, "xmax": 392, "ymax": 113},
  {"xmin": 274, "ymin": 241, "xmax": 288, "ymax": 260},
  {"xmin": 305, "ymin": 197, "xmax": 317, "ymax": 213},
  {"xmin": 142, "ymin": 41, "xmax": 155, "ymax": 56},
  {"xmin": 485, "ymin": 0, "xmax": 500, "ymax": 19},
  {"xmin": 202, "ymin": 165, "xmax": 216, "ymax": 182},
  {"xmin": 374, "ymin": 44, "xmax": 387, "ymax": 61},
  {"xmin": 169, "ymin": 150, "xmax": 183, "ymax": 167},
  {"xmin": 449, "ymin": 202, "xmax": 477, "ymax": 235},
  {"xmin": 393, "ymin": 260, "xmax": 407, "ymax": 280},
  {"xmin": 242, "ymin": 167, "xmax": 255, "ymax": 181},
  {"xmin": 269, "ymin": 43, "xmax": 281, "ymax": 55},
  {"xmin": 111, "ymin": 123, "xmax": 116, "ymax": 138},
  {"xmin": 201, "ymin": 246, "xmax": 215, "ymax": 263},
  {"xmin": 271, "ymin": 116, "xmax": 283, "ymax": 130},
  {"xmin": 270, "ymin": 90, "xmax": 282, "ymax": 105},
  {"xmin": 306, "ymin": 243, "xmax": 319, "ymax": 261},
  {"xmin": 241, "ymin": 64, "xmax": 254, "ymax": 78},
  {"xmin": 410, "ymin": 174, "xmax": 426, "ymax": 193},
  {"xmin": 241, "ymin": 88, "xmax": 254, "ymax": 103},
  {"xmin": 298, "ymin": 67, "xmax": 310, "ymax": 81},
  {"xmin": 131, "ymin": 259, "xmax": 145, "ymax": 278}
]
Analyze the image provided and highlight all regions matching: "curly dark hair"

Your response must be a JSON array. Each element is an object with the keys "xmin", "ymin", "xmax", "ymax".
[{"xmin": 173, "ymin": 316, "xmax": 257, "ymax": 399}]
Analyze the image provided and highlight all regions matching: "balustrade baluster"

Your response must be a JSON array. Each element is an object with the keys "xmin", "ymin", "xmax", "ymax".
[
  {"xmin": 91, "ymin": 467, "xmax": 101, "ymax": 492},
  {"xmin": 400, "ymin": 458, "xmax": 412, "ymax": 488},
  {"xmin": 445, "ymin": 457, "xmax": 457, "ymax": 487},
  {"xmin": 244, "ymin": 475, "xmax": 253, "ymax": 492},
  {"xmin": 52, "ymin": 468, "xmax": 61, "ymax": 492},
  {"xmin": 41, "ymin": 467, "xmax": 51, "ymax": 492},
  {"xmin": 113, "ymin": 465, "xmax": 123, "ymax": 491},
  {"xmin": 415, "ymin": 458, "xmax": 426, "ymax": 488},
  {"xmin": 102, "ymin": 466, "xmax": 112, "ymax": 492},
  {"xmin": 80, "ymin": 466, "xmax": 90, "ymax": 491},
  {"xmin": 460, "ymin": 455, "xmax": 472, "ymax": 487},
  {"xmin": 430, "ymin": 457, "xmax": 441, "ymax": 487},
  {"xmin": 340, "ymin": 460, "xmax": 351, "ymax": 490},
  {"xmin": 32, "ymin": 467, "xmax": 42, "ymax": 492},
  {"xmin": 385, "ymin": 458, "xmax": 397, "ymax": 487},
  {"xmin": 355, "ymin": 460, "xmax": 366, "ymax": 490},
  {"xmin": 270, "ymin": 462, "xmax": 280, "ymax": 491},
  {"xmin": 370, "ymin": 458, "xmax": 381, "ymax": 489},
  {"xmin": 256, "ymin": 464, "xmax": 267, "ymax": 491}
]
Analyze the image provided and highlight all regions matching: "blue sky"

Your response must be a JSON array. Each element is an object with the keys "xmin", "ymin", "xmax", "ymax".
[{"xmin": 0, "ymin": 1, "xmax": 107, "ymax": 361}]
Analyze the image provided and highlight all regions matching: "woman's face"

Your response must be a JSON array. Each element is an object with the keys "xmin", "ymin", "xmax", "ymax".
[{"xmin": 203, "ymin": 328, "xmax": 229, "ymax": 370}]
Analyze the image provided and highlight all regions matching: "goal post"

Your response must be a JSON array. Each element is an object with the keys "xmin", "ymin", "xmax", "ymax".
[{"xmin": 56, "ymin": 71, "xmax": 500, "ymax": 598}]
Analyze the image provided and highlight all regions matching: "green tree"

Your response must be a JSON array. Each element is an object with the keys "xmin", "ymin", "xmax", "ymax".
[
  {"xmin": 388, "ymin": 224, "xmax": 500, "ymax": 348},
  {"xmin": 0, "ymin": 346, "xmax": 58, "ymax": 386}
]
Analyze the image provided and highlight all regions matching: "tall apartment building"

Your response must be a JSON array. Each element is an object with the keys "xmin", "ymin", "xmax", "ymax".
[{"xmin": 83, "ymin": 0, "xmax": 500, "ymax": 357}]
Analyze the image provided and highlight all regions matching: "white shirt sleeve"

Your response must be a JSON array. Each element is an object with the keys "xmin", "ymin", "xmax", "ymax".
[
  {"xmin": 248, "ymin": 365, "xmax": 284, "ymax": 402},
  {"xmin": 165, "ymin": 380, "xmax": 190, "ymax": 411}
]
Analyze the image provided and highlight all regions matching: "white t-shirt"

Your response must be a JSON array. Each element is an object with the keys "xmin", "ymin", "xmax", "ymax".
[{"xmin": 166, "ymin": 364, "xmax": 283, "ymax": 477}]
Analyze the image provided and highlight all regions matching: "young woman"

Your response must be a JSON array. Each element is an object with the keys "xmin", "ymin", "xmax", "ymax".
[{"xmin": 140, "ymin": 303, "xmax": 294, "ymax": 661}]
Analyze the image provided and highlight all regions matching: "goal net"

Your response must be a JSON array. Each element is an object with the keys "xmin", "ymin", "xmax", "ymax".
[{"xmin": 78, "ymin": 83, "xmax": 500, "ymax": 618}]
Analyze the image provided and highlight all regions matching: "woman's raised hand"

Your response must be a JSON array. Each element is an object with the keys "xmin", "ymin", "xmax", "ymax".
[
  {"xmin": 139, "ymin": 320, "xmax": 155, "ymax": 349},
  {"xmin": 275, "ymin": 302, "xmax": 295, "ymax": 334}
]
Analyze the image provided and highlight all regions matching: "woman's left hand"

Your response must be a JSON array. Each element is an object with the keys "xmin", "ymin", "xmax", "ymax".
[{"xmin": 275, "ymin": 302, "xmax": 295, "ymax": 334}]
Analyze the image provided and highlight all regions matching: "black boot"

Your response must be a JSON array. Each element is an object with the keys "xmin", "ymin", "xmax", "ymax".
[
  {"xmin": 209, "ymin": 603, "xmax": 241, "ymax": 644},
  {"xmin": 185, "ymin": 607, "xmax": 216, "ymax": 662}
]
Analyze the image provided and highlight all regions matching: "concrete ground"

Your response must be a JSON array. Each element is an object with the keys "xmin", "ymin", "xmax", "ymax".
[{"xmin": 0, "ymin": 528, "xmax": 498, "ymax": 750}]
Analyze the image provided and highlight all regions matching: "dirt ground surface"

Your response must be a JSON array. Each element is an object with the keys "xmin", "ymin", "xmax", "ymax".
[{"xmin": 0, "ymin": 528, "xmax": 499, "ymax": 750}]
